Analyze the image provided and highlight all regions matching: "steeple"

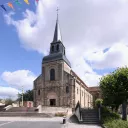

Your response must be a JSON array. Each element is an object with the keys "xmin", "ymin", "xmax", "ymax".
[
  {"xmin": 53, "ymin": 7, "xmax": 62, "ymax": 43},
  {"xmin": 42, "ymin": 8, "xmax": 71, "ymax": 67}
]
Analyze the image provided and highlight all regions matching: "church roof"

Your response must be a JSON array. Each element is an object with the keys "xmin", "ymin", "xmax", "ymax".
[
  {"xmin": 71, "ymin": 70, "xmax": 88, "ymax": 89},
  {"xmin": 88, "ymin": 86, "xmax": 100, "ymax": 92},
  {"xmin": 52, "ymin": 11, "xmax": 62, "ymax": 43},
  {"xmin": 43, "ymin": 52, "xmax": 71, "ymax": 67}
]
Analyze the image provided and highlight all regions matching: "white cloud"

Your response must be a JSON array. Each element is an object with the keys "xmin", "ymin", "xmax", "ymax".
[
  {"xmin": 0, "ymin": 86, "xmax": 19, "ymax": 99},
  {"xmin": 84, "ymin": 73, "xmax": 101, "ymax": 87},
  {"xmin": 1, "ymin": 70, "xmax": 36, "ymax": 90},
  {"xmin": 4, "ymin": 0, "xmax": 56, "ymax": 55},
  {"xmin": 4, "ymin": 0, "xmax": 128, "ymax": 86},
  {"xmin": 85, "ymin": 43, "xmax": 128, "ymax": 69}
]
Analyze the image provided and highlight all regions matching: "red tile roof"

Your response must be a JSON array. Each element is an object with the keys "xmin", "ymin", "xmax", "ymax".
[{"xmin": 89, "ymin": 86, "xmax": 100, "ymax": 92}]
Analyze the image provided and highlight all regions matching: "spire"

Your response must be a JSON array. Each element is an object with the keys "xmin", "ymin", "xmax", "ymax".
[{"xmin": 53, "ymin": 7, "xmax": 62, "ymax": 43}]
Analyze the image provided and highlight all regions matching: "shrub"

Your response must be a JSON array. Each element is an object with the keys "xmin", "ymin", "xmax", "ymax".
[
  {"xmin": 55, "ymin": 112, "xmax": 66, "ymax": 117},
  {"xmin": 101, "ymin": 106, "xmax": 121, "ymax": 124},
  {"xmin": 5, "ymin": 98, "xmax": 13, "ymax": 105},
  {"xmin": 95, "ymin": 98, "xmax": 103, "ymax": 107},
  {"xmin": 104, "ymin": 119, "xmax": 128, "ymax": 128},
  {"xmin": 100, "ymin": 106, "xmax": 125, "ymax": 128}
]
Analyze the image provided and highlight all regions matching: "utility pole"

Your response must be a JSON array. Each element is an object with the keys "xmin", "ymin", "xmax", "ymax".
[
  {"xmin": 22, "ymin": 86, "xmax": 24, "ymax": 107},
  {"xmin": 18, "ymin": 92, "xmax": 20, "ymax": 107}
]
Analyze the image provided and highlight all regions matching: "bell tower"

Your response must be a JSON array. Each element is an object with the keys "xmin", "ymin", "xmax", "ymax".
[
  {"xmin": 42, "ymin": 8, "xmax": 71, "ymax": 67},
  {"xmin": 50, "ymin": 14, "xmax": 65, "ymax": 55}
]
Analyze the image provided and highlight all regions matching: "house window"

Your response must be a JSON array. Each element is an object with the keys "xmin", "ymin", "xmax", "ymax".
[
  {"xmin": 51, "ymin": 45, "xmax": 54, "ymax": 52},
  {"xmin": 50, "ymin": 69, "xmax": 55, "ymax": 81},
  {"xmin": 66, "ymin": 86, "xmax": 69, "ymax": 93},
  {"xmin": 38, "ymin": 90, "xmax": 40, "ymax": 95},
  {"xmin": 56, "ymin": 44, "xmax": 59, "ymax": 51}
]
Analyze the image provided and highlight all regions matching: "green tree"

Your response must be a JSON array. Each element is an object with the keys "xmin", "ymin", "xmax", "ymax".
[
  {"xmin": 18, "ymin": 90, "xmax": 33, "ymax": 102},
  {"xmin": 5, "ymin": 98, "xmax": 14, "ymax": 105},
  {"xmin": 99, "ymin": 66, "xmax": 128, "ymax": 120},
  {"xmin": 100, "ymin": 74, "xmax": 118, "ymax": 110},
  {"xmin": 95, "ymin": 98, "xmax": 103, "ymax": 107}
]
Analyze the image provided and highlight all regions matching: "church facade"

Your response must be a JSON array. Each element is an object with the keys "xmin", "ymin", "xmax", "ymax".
[{"xmin": 33, "ymin": 15, "xmax": 93, "ymax": 109}]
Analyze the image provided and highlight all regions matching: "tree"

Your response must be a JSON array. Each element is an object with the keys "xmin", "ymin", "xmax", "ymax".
[
  {"xmin": 99, "ymin": 66, "xmax": 128, "ymax": 120},
  {"xmin": 100, "ymin": 74, "xmax": 119, "ymax": 110},
  {"xmin": 17, "ymin": 90, "xmax": 33, "ymax": 102},
  {"xmin": 95, "ymin": 98, "xmax": 103, "ymax": 107},
  {"xmin": 5, "ymin": 98, "xmax": 14, "ymax": 105}
]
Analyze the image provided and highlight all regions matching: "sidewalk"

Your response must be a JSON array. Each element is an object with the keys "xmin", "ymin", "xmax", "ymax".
[
  {"xmin": 0, "ymin": 117, "xmax": 63, "ymax": 122},
  {"xmin": 64, "ymin": 114, "xmax": 102, "ymax": 128},
  {"xmin": 62, "ymin": 123, "xmax": 102, "ymax": 128}
]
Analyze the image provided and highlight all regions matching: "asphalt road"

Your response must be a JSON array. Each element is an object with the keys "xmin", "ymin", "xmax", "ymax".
[{"xmin": 0, "ymin": 121, "xmax": 63, "ymax": 128}]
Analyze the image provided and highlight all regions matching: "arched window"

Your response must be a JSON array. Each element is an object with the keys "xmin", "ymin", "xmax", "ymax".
[
  {"xmin": 50, "ymin": 69, "xmax": 55, "ymax": 81},
  {"xmin": 56, "ymin": 44, "xmax": 59, "ymax": 51},
  {"xmin": 51, "ymin": 46, "xmax": 54, "ymax": 52},
  {"xmin": 38, "ymin": 90, "xmax": 40, "ymax": 95},
  {"xmin": 66, "ymin": 86, "xmax": 69, "ymax": 93}
]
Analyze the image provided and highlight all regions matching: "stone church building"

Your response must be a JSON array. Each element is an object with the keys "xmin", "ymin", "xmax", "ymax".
[{"xmin": 33, "ymin": 15, "xmax": 93, "ymax": 109}]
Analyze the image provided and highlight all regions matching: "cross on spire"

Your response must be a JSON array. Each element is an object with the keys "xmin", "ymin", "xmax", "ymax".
[
  {"xmin": 56, "ymin": 7, "xmax": 59, "ymax": 15},
  {"xmin": 56, "ymin": 7, "xmax": 59, "ymax": 21}
]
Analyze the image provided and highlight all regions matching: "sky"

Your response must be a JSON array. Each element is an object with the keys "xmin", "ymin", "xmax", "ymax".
[{"xmin": 0, "ymin": 0, "xmax": 128, "ymax": 99}]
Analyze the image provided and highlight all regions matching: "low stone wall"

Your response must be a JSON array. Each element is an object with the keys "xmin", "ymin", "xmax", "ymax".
[
  {"xmin": 40, "ymin": 106, "xmax": 72, "ymax": 115},
  {"xmin": 75, "ymin": 106, "xmax": 82, "ymax": 121},
  {"xmin": 0, "ymin": 106, "xmax": 72, "ymax": 117},
  {"xmin": 0, "ymin": 112, "xmax": 53, "ymax": 117},
  {"xmin": 74, "ymin": 102, "xmax": 83, "ymax": 122},
  {"xmin": 4, "ymin": 105, "xmax": 13, "ymax": 111}
]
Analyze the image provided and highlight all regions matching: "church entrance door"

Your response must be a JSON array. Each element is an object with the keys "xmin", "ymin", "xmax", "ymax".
[{"xmin": 50, "ymin": 99, "xmax": 56, "ymax": 106}]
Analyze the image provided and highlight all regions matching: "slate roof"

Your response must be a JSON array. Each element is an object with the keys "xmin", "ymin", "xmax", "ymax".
[{"xmin": 43, "ymin": 52, "xmax": 71, "ymax": 67}]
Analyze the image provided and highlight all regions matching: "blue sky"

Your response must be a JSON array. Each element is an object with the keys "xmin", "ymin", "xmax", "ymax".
[
  {"xmin": 0, "ymin": 0, "xmax": 43, "ymax": 98},
  {"xmin": 0, "ymin": 0, "xmax": 42, "ymax": 75},
  {"xmin": 0, "ymin": 0, "xmax": 128, "ymax": 99}
]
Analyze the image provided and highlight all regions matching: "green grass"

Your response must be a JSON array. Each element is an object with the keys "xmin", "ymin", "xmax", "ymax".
[
  {"xmin": 104, "ymin": 119, "xmax": 128, "ymax": 128},
  {"xmin": 101, "ymin": 106, "xmax": 128, "ymax": 128}
]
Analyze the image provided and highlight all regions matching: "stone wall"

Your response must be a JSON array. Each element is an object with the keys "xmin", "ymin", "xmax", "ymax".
[
  {"xmin": 33, "ymin": 60, "xmax": 93, "ymax": 109},
  {"xmin": 34, "ymin": 61, "xmax": 75, "ymax": 108},
  {"xmin": 33, "ymin": 74, "xmax": 43, "ymax": 106},
  {"xmin": 74, "ymin": 80, "xmax": 93, "ymax": 108}
]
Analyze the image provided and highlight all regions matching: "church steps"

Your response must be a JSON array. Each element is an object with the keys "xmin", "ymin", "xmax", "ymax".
[{"xmin": 81, "ymin": 108, "xmax": 99, "ymax": 124}]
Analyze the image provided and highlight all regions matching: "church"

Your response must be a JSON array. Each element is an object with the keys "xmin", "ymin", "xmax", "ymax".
[{"xmin": 33, "ymin": 14, "xmax": 94, "ymax": 109}]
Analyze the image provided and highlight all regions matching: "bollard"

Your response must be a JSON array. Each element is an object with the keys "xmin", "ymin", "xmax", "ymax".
[{"xmin": 63, "ymin": 116, "xmax": 66, "ymax": 124}]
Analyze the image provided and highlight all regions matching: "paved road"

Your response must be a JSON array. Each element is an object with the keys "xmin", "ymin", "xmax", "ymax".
[{"xmin": 0, "ymin": 117, "xmax": 102, "ymax": 128}]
